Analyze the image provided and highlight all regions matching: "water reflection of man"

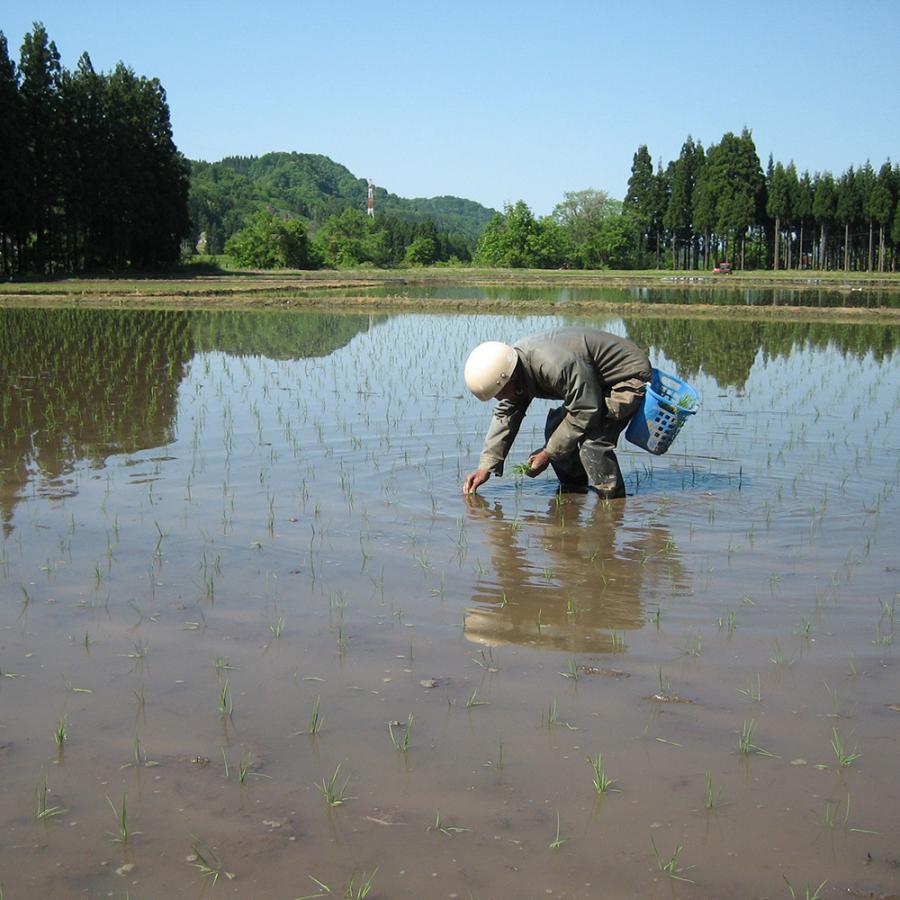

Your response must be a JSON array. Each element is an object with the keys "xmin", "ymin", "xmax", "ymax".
[
  {"xmin": 463, "ymin": 494, "xmax": 685, "ymax": 654},
  {"xmin": 462, "ymin": 328, "xmax": 652, "ymax": 499}
]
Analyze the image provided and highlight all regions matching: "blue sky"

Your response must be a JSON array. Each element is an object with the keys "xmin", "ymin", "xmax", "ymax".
[{"xmin": 4, "ymin": 1, "xmax": 898, "ymax": 216}]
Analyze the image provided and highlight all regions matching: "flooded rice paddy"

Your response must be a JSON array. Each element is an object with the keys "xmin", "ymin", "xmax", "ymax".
[{"xmin": 1, "ymin": 304, "xmax": 899, "ymax": 899}]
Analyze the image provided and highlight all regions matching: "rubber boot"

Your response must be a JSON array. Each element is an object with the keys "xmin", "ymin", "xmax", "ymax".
[{"xmin": 579, "ymin": 441, "xmax": 626, "ymax": 499}]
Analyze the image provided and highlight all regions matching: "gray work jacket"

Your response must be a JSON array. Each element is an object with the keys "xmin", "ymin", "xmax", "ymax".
[{"xmin": 477, "ymin": 328, "xmax": 652, "ymax": 474}]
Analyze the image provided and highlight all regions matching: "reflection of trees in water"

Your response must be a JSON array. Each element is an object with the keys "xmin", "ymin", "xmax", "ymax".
[
  {"xmin": 0, "ymin": 307, "xmax": 373, "ymax": 529},
  {"xmin": 463, "ymin": 494, "xmax": 688, "ymax": 653},
  {"xmin": 189, "ymin": 310, "xmax": 379, "ymax": 359},
  {"xmin": 621, "ymin": 318, "xmax": 900, "ymax": 390},
  {"xmin": 0, "ymin": 309, "xmax": 194, "ymax": 529}
]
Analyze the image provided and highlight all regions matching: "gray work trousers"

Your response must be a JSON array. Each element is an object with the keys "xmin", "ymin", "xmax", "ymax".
[{"xmin": 543, "ymin": 377, "xmax": 646, "ymax": 498}]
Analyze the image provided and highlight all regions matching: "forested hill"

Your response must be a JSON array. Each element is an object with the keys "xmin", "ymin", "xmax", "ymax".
[{"xmin": 188, "ymin": 152, "xmax": 496, "ymax": 253}]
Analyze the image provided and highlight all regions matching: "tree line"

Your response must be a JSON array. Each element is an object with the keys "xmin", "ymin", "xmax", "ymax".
[
  {"xmin": 0, "ymin": 23, "xmax": 189, "ymax": 275},
  {"xmin": 476, "ymin": 130, "xmax": 900, "ymax": 272},
  {"xmin": 223, "ymin": 207, "xmax": 472, "ymax": 269}
]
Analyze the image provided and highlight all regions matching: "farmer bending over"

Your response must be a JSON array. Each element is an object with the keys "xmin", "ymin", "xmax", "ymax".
[{"xmin": 462, "ymin": 327, "xmax": 651, "ymax": 499}]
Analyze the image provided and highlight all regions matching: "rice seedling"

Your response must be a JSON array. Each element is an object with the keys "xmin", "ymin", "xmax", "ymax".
[
  {"xmin": 684, "ymin": 630, "xmax": 703, "ymax": 657},
  {"xmin": 190, "ymin": 841, "xmax": 235, "ymax": 884},
  {"xmin": 654, "ymin": 666, "xmax": 670, "ymax": 699},
  {"xmin": 106, "ymin": 792, "xmax": 139, "ymax": 843},
  {"xmin": 299, "ymin": 868, "xmax": 378, "ymax": 900},
  {"xmin": 239, "ymin": 750, "xmax": 270, "ymax": 784},
  {"xmin": 212, "ymin": 655, "xmax": 237, "ymax": 675},
  {"xmin": 471, "ymin": 647, "xmax": 499, "ymax": 672},
  {"xmin": 388, "ymin": 713, "xmax": 414, "ymax": 751},
  {"xmin": 650, "ymin": 835, "xmax": 694, "ymax": 883},
  {"xmin": 738, "ymin": 720, "xmax": 777, "ymax": 757},
  {"xmin": 737, "ymin": 673, "xmax": 762, "ymax": 702},
  {"xmin": 823, "ymin": 681, "xmax": 843, "ymax": 717},
  {"xmin": 269, "ymin": 615, "xmax": 286, "ymax": 638},
  {"xmin": 466, "ymin": 689, "xmax": 489, "ymax": 709},
  {"xmin": 548, "ymin": 810, "xmax": 567, "ymax": 849},
  {"xmin": 317, "ymin": 764, "xmax": 352, "ymax": 806},
  {"xmin": 219, "ymin": 679, "xmax": 234, "ymax": 718},
  {"xmin": 34, "ymin": 774, "xmax": 65, "ymax": 820},
  {"xmin": 429, "ymin": 809, "xmax": 470, "ymax": 835},
  {"xmin": 559, "ymin": 656, "xmax": 579, "ymax": 680},
  {"xmin": 543, "ymin": 698, "xmax": 576, "ymax": 730},
  {"xmin": 831, "ymin": 727, "xmax": 860, "ymax": 767},
  {"xmin": 295, "ymin": 695, "xmax": 324, "ymax": 736},
  {"xmin": 53, "ymin": 717, "xmax": 68, "ymax": 748},
  {"xmin": 588, "ymin": 752, "xmax": 616, "ymax": 793},
  {"xmin": 782, "ymin": 875, "xmax": 828, "ymax": 900}
]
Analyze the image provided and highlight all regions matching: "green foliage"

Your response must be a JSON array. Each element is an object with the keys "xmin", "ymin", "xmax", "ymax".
[
  {"xmin": 0, "ymin": 23, "xmax": 189, "ymax": 274},
  {"xmin": 188, "ymin": 151, "xmax": 493, "ymax": 257},
  {"xmin": 225, "ymin": 210, "xmax": 311, "ymax": 269},
  {"xmin": 474, "ymin": 201, "xmax": 567, "ymax": 268}
]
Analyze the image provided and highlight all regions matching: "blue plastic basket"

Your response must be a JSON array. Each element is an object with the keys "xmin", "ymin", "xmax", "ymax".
[{"xmin": 625, "ymin": 369, "xmax": 699, "ymax": 455}]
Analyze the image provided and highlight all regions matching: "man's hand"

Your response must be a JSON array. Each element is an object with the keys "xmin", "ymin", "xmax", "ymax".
[
  {"xmin": 463, "ymin": 469, "xmax": 491, "ymax": 494},
  {"xmin": 526, "ymin": 448, "xmax": 551, "ymax": 477}
]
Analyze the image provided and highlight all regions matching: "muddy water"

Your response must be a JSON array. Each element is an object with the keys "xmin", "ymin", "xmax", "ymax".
[{"xmin": 1, "ymin": 306, "xmax": 898, "ymax": 899}]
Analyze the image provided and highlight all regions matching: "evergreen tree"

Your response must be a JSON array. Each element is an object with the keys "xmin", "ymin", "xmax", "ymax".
[
  {"xmin": 812, "ymin": 172, "xmax": 836, "ymax": 269},
  {"xmin": 0, "ymin": 32, "xmax": 26, "ymax": 273},
  {"xmin": 870, "ymin": 162, "xmax": 894, "ymax": 272},
  {"xmin": 766, "ymin": 160, "xmax": 790, "ymax": 270},
  {"xmin": 835, "ymin": 167, "xmax": 862, "ymax": 271},
  {"xmin": 19, "ymin": 22, "xmax": 62, "ymax": 273},
  {"xmin": 624, "ymin": 145, "xmax": 655, "ymax": 263}
]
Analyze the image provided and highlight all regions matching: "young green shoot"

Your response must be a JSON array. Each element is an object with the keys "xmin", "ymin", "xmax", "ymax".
[
  {"xmin": 389, "ymin": 713, "xmax": 414, "ymax": 752},
  {"xmin": 650, "ymin": 835, "xmax": 694, "ymax": 883},
  {"xmin": 466, "ymin": 688, "xmax": 489, "ymax": 709},
  {"xmin": 317, "ymin": 764, "xmax": 352, "ymax": 806},
  {"xmin": 738, "ymin": 720, "xmax": 777, "ymax": 757},
  {"xmin": 190, "ymin": 842, "xmax": 235, "ymax": 884},
  {"xmin": 737, "ymin": 673, "xmax": 762, "ymax": 702},
  {"xmin": 34, "ymin": 774, "xmax": 65, "ymax": 820},
  {"xmin": 588, "ymin": 752, "xmax": 616, "ymax": 794},
  {"xmin": 548, "ymin": 810, "xmax": 567, "ymax": 849},
  {"xmin": 429, "ymin": 810, "xmax": 471, "ymax": 835},
  {"xmin": 831, "ymin": 727, "xmax": 860, "ymax": 767},
  {"xmin": 106, "ymin": 792, "xmax": 139, "ymax": 843},
  {"xmin": 559, "ymin": 656, "xmax": 579, "ymax": 680},
  {"xmin": 782, "ymin": 875, "xmax": 828, "ymax": 900}
]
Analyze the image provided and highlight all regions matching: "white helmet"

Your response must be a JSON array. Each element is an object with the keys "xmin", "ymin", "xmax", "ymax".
[{"xmin": 464, "ymin": 341, "xmax": 518, "ymax": 401}]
